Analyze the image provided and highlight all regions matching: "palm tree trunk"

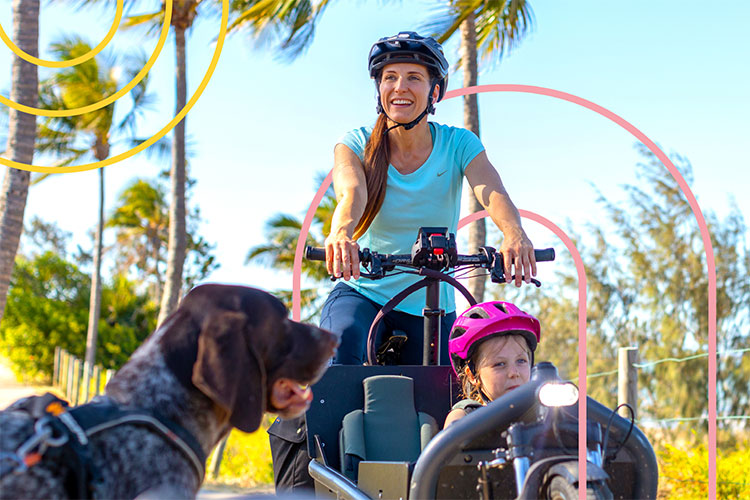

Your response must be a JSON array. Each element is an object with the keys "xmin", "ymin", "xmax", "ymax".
[
  {"xmin": 0, "ymin": 0, "xmax": 39, "ymax": 323},
  {"xmin": 460, "ymin": 12, "xmax": 486, "ymax": 302},
  {"xmin": 85, "ymin": 167, "xmax": 104, "ymax": 367},
  {"xmin": 158, "ymin": 25, "xmax": 188, "ymax": 325}
]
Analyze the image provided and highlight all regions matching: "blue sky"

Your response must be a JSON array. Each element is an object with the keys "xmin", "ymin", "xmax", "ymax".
[{"xmin": 1, "ymin": 0, "xmax": 748, "ymax": 297}]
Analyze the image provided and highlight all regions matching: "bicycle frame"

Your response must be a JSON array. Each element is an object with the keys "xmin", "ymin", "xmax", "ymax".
[{"xmin": 366, "ymin": 268, "xmax": 477, "ymax": 366}]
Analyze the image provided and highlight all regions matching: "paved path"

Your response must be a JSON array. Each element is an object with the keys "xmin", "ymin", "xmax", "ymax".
[{"xmin": 0, "ymin": 357, "xmax": 60, "ymax": 410}]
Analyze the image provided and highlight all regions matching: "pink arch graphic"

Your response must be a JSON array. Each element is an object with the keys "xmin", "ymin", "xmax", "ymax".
[{"xmin": 292, "ymin": 84, "xmax": 717, "ymax": 497}]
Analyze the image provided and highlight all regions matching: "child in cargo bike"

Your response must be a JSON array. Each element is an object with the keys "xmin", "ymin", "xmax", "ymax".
[{"xmin": 444, "ymin": 300, "xmax": 540, "ymax": 427}]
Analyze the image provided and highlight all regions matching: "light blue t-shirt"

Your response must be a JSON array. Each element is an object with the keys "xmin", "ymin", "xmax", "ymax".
[{"xmin": 339, "ymin": 121, "xmax": 485, "ymax": 315}]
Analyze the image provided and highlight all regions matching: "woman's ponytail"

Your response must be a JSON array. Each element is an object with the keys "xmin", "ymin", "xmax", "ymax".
[{"xmin": 352, "ymin": 113, "xmax": 390, "ymax": 240}]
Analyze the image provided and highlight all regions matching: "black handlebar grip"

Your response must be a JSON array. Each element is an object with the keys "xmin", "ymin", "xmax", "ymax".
[
  {"xmin": 535, "ymin": 248, "xmax": 555, "ymax": 262},
  {"xmin": 305, "ymin": 246, "xmax": 326, "ymax": 261}
]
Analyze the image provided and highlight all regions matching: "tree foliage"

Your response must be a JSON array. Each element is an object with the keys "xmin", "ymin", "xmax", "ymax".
[
  {"xmin": 423, "ymin": 0, "xmax": 534, "ymax": 67},
  {"xmin": 490, "ymin": 146, "xmax": 749, "ymax": 431},
  {"xmin": 246, "ymin": 173, "xmax": 334, "ymax": 319},
  {"xmin": 227, "ymin": 0, "xmax": 331, "ymax": 61},
  {"xmin": 0, "ymin": 175, "xmax": 218, "ymax": 382},
  {"xmin": 107, "ymin": 177, "xmax": 219, "ymax": 302},
  {"xmin": 0, "ymin": 250, "xmax": 156, "ymax": 382}
]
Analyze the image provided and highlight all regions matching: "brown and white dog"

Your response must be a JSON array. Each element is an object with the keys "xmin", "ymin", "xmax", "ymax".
[{"xmin": 0, "ymin": 284, "xmax": 338, "ymax": 499}]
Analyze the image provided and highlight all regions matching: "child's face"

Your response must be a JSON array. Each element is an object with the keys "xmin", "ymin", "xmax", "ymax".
[{"xmin": 471, "ymin": 335, "xmax": 531, "ymax": 401}]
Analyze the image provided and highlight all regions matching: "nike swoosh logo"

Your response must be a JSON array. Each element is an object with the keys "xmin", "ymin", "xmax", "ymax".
[{"xmin": 437, "ymin": 170, "xmax": 448, "ymax": 177}]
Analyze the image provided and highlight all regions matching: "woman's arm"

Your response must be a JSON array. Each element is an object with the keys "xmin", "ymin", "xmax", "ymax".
[
  {"xmin": 464, "ymin": 151, "xmax": 536, "ymax": 286},
  {"xmin": 325, "ymin": 144, "xmax": 368, "ymax": 280}
]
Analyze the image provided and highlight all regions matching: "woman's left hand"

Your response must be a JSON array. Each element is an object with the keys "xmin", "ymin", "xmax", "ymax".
[{"xmin": 498, "ymin": 229, "xmax": 536, "ymax": 287}]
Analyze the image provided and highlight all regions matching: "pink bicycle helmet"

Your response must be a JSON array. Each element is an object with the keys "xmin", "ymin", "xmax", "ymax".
[{"xmin": 449, "ymin": 301, "xmax": 541, "ymax": 376}]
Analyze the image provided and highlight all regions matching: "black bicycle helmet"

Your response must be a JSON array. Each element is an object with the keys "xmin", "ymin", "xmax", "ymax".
[{"xmin": 368, "ymin": 31, "xmax": 449, "ymax": 129}]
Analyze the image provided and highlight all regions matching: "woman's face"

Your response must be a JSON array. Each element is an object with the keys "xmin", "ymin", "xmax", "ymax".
[
  {"xmin": 470, "ymin": 335, "xmax": 531, "ymax": 401},
  {"xmin": 378, "ymin": 62, "xmax": 438, "ymax": 123}
]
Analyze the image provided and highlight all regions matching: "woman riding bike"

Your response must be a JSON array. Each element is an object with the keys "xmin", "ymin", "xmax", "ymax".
[
  {"xmin": 444, "ymin": 301, "xmax": 541, "ymax": 427},
  {"xmin": 269, "ymin": 31, "xmax": 537, "ymax": 493}
]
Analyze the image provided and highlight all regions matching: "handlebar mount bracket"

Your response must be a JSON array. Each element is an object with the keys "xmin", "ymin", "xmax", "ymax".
[{"xmin": 411, "ymin": 227, "xmax": 458, "ymax": 270}]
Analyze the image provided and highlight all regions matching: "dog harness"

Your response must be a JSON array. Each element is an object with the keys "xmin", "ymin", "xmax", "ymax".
[{"xmin": 0, "ymin": 393, "xmax": 207, "ymax": 498}]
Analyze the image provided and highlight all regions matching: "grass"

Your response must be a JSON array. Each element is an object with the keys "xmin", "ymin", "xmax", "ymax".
[{"xmin": 205, "ymin": 415, "xmax": 276, "ymax": 490}]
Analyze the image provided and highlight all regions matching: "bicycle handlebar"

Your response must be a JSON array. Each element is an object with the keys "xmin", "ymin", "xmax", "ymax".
[
  {"xmin": 305, "ymin": 246, "xmax": 555, "ymax": 266},
  {"xmin": 305, "ymin": 247, "xmax": 327, "ymax": 262}
]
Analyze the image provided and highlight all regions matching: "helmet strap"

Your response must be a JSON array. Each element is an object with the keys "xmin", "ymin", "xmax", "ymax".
[
  {"xmin": 377, "ymin": 80, "xmax": 438, "ymax": 133},
  {"xmin": 478, "ymin": 387, "xmax": 492, "ymax": 405}
]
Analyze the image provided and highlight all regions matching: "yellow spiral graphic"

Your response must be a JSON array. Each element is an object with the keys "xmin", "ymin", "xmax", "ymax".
[
  {"xmin": 0, "ymin": 0, "xmax": 124, "ymax": 68},
  {"xmin": 0, "ymin": 0, "xmax": 228, "ymax": 173}
]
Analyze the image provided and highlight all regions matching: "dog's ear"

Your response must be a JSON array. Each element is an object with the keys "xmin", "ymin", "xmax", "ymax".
[{"xmin": 191, "ymin": 310, "xmax": 265, "ymax": 433}]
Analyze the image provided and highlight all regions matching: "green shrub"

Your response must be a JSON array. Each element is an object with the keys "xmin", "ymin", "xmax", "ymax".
[
  {"xmin": 0, "ymin": 253, "xmax": 156, "ymax": 381},
  {"xmin": 657, "ymin": 438, "xmax": 749, "ymax": 499},
  {"xmin": 208, "ymin": 416, "xmax": 275, "ymax": 488}
]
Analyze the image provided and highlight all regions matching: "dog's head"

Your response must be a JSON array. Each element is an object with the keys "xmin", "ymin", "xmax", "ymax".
[{"xmin": 159, "ymin": 284, "xmax": 338, "ymax": 433}]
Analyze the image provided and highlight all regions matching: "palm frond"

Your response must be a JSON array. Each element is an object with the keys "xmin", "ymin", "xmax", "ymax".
[
  {"xmin": 35, "ymin": 124, "xmax": 77, "ymax": 155},
  {"xmin": 30, "ymin": 173, "xmax": 53, "ymax": 186},
  {"xmin": 274, "ymin": 287, "xmax": 328, "ymax": 322},
  {"xmin": 116, "ymin": 51, "xmax": 155, "ymax": 136},
  {"xmin": 28, "ymin": 150, "xmax": 87, "ymax": 186},
  {"xmin": 128, "ymin": 136, "xmax": 171, "ymax": 163},
  {"xmin": 122, "ymin": 11, "xmax": 165, "ymax": 37},
  {"xmin": 422, "ymin": 0, "xmax": 534, "ymax": 67},
  {"xmin": 228, "ymin": 0, "xmax": 324, "ymax": 61},
  {"xmin": 420, "ymin": 0, "xmax": 476, "ymax": 45},
  {"xmin": 246, "ymin": 208, "xmax": 329, "ymax": 280},
  {"xmin": 266, "ymin": 213, "xmax": 304, "ymax": 230},
  {"xmin": 475, "ymin": 0, "xmax": 534, "ymax": 66},
  {"xmin": 36, "ymin": 33, "xmax": 158, "ymax": 168}
]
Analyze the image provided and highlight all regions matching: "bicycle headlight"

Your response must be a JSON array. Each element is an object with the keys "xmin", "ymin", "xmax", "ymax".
[{"xmin": 538, "ymin": 382, "xmax": 579, "ymax": 407}]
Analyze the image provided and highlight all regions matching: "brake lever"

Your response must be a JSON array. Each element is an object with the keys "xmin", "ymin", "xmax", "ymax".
[
  {"xmin": 490, "ymin": 272, "xmax": 542, "ymax": 287},
  {"xmin": 528, "ymin": 277, "xmax": 542, "ymax": 287},
  {"xmin": 506, "ymin": 276, "xmax": 541, "ymax": 287}
]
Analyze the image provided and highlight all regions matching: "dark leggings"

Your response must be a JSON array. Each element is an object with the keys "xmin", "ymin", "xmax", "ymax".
[
  {"xmin": 269, "ymin": 282, "xmax": 456, "ymax": 493},
  {"xmin": 321, "ymin": 281, "xmax": 455, "ymax": 365}
]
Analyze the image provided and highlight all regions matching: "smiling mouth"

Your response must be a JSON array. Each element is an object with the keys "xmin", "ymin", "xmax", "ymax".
[{"xmin": 391, "ymin": 99, "xmax": 413, "ymax": 106}]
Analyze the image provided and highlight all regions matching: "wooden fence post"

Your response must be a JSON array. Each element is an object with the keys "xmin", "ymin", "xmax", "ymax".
[
  {"xmin": 93, "ymin": 365, "xmax": 102, "ymax": 396},
  {"xmin": 105, "ymin": 369, "xmax": 115, "ymax": 388},
  {"xmin": 64, "ymin": 351, "xmax": 71, "ymax": 394},
  {"xmin": 66, "ymin": 355, "xmax": 75, "ymax": 401},
  {"xmin": 72, "ymin": 358, "xmax": 82, "ymax": 406},
  {"xmin": 60, "ymin": 350, "xmax": 68, "ymax": 392},
  {"xmin": 82, "ymin": 361, "xmax": 92, "ymax": 403},
  {"xmin": 618, "ymin": 346, "xmax": 638, "ymax": 419},
  {"xmin": 53, "ymin": 347, "xmax": 61, "ymax": 387}
]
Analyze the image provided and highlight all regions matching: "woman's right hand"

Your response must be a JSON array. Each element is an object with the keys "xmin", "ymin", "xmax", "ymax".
[{"xmin": 324, "ymin": 230, "xmax": 360, "ymax": 280}]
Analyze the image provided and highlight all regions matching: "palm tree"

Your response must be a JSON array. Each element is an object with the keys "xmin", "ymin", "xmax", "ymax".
[
  {"xmin": 246, "ymin": 175, "xmax": 335, "ymax": 319},
  {"xmin": 116, "ymin": 0, "xmax": 202, "ymax": 324},
  {"xmin": 106, "ymin": 178, "xmax": 170, "ymax": 301},
  {"xmin": 36, "ymin": 37, "xmax": 152, "ymax": 368},
  {"xmin": 116, "ymin": 0, "xmax": 333, "ymax": 323},
  {"xmin": 106, "ymin": 176, "xmax": 218, "ymax": 302},
  {"xmin": 424, "ymin": 0, "xmax": 534, "ymax": 301},
  {"xmin": 0, "ymin": 0, "xmax": 39, "ymax": 324}
]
